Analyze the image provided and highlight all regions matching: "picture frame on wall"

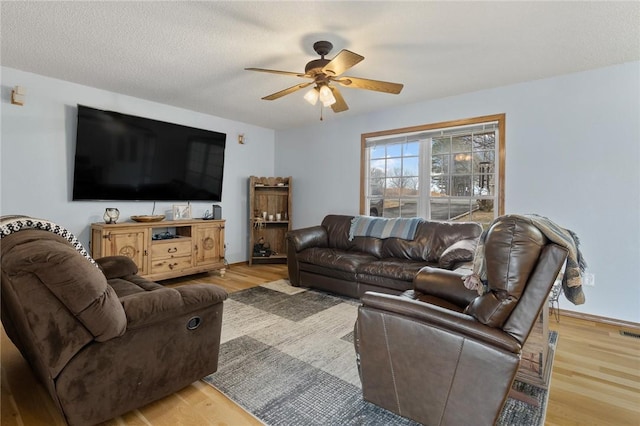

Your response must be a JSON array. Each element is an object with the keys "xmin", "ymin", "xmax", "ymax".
[{"xmin": 173, "ymin": 204, "xmax": 192, "ymax": 220}]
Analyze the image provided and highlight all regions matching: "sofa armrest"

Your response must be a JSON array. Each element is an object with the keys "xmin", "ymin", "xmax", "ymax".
[
  {"xmin": 286, "ymin": 226, "xmax": 329, "ymax": 287},
  {"xmin": 286, "ymin": 226, "xmax": 328, "ymax": 252},
  {"xmin": 96, "ymin": 256, "xmax": 138, "ymax": 279},
  {"xmin": 360, "ymin": 292, "xmax": 520, "ymax": 353},
  {"xmin": 120, "ymin": 284, "xmax": 228, "ymax": 330},
  {"xmin": 414, "ymin": 266, "xmax": 479, "ymax": 308}
]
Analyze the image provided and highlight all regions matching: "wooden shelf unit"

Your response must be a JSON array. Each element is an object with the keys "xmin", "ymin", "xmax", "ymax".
[
  {"xmin": 516, "ymin": 307, "xmax": 553, "ymax": 388},
  {"xmin": 91, "ymin": 218, "xmax": 225, "ymax": 281},
  {"xmin": 249, "ymin": 176, "xmax": 292, "ymax": 265}
]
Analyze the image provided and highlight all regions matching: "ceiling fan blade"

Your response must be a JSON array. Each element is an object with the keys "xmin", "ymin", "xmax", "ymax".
[
  {"xmin": 334, "ymin": 76, "xmax": 403, "ymax": 94},
  {"xmin": 322, "ymin": 50, "xmax": 364, "ymax": 77},
  {"xmin": 245, "ymin": 68, "xmax": 306, "ymax": 78},
  {"xmin": 262, "ymin": 82, "xmax": 314, "ymax": 100},
  {"xmin": 330, "ymin": 86, "xmax": 349, "ymax": 113}
]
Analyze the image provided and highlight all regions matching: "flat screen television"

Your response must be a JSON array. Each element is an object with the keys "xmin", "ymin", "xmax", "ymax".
[{"xmin": 72, "ymin": 105, "xmax": 226, "ymax": 201}]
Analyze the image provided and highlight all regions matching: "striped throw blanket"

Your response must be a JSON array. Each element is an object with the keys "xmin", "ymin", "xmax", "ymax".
[{"xmin": 348, "ymin": 216, "xmax": 422, "ymax": 241}]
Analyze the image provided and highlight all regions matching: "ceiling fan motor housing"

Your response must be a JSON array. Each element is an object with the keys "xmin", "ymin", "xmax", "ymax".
[
  {"xmin": 313, "ymin": 41, "xmax": 333, "ymax": 57},
  {"xmin": 306, "ymin": 41, "xmax": 334, "ymax": 76},
  {"xmin": 305, "ymin": 59, "xmax": 330, "ymax": 76}
]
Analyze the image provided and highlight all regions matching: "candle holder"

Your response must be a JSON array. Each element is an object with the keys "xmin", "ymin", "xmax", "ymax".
[{"xmin": 103, "ymin": 208, "xmax": 120, "ymax": 224}]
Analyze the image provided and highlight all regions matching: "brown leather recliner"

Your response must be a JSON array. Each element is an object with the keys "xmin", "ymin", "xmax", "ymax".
[
  {"xmin": 354, "ymin": 215, "xmax": 568, "ymax": 425},
  {"xmin": 1, "ymin": 228, "xmax": 227, "ymax": 426}
]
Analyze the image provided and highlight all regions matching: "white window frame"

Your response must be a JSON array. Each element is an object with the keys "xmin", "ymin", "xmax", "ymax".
[{"xmin": 360, "ymin": 114, "xmax": 505, "ymax": 223}]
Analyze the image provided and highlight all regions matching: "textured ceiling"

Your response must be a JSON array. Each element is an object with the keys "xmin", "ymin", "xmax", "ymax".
[{"xmin": 1, "ymin": 1, "xmax": 639, "ymax": 130}]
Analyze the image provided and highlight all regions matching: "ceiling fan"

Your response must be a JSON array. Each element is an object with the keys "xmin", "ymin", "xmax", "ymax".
[{"xmin": 245, "ymin": 41, "xmax": 403, "ymax": 114}]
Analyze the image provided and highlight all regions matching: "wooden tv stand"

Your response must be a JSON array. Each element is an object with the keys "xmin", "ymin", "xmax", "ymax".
[{"xmin": 91, "ymin": 219, "xmax": 225, "ymax": 281}]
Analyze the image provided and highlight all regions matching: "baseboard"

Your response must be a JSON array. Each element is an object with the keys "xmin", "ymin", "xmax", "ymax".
[{"xmin": 556, "ymin": 308, "xmax": 640, "ymax": 331}]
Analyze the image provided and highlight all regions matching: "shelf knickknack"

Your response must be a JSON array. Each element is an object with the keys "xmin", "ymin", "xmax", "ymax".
[{"xmin": 253, "ymin": 216, "xmax": 266, "ymax": 230}]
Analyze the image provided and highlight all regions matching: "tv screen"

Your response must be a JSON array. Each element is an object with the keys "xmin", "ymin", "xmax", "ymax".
[{"xmin": 72, "ymin": 105, "xmax": 226, "ymax": 201}]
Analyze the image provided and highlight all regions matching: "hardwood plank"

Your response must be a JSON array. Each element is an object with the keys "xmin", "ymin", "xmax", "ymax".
[
  {"xmin": 2, "ymin": 263, "xmax": 638, "ymax": 426},
  {"xmin": 546, "ymin": 313, "xmax": 640, "ymax": 426},
  {"xmin": 1, "ymin": 328, "xmax": 66, "ymax": 425},
  {"xmin": 1, "ymin": 365, "xmax": 21, "ymax": 426}
]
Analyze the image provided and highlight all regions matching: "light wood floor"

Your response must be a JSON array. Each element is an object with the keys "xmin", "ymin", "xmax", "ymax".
[{"xmin": 2, "ymin": 264, "xmax": 639, "ymax": 425}]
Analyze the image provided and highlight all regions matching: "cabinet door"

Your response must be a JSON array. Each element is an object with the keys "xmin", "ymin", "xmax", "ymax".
[
  {"xmin": 104, "ymin": 230, "xmax": 148, "ymax": 274},
  {"xmin": 194, "ymin": 223, "xmax": 224, "ymax": 266}
]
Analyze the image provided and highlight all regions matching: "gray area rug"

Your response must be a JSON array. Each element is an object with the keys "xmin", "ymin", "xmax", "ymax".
[{"xmin": 203, "ymin": 280, "xmax": 554, "ymax": 425}]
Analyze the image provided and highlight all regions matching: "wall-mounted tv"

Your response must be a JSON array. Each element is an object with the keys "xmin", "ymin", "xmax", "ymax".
[{"xmin": 72, "ymin": 105, "xmax": 226, "ymax": 201}]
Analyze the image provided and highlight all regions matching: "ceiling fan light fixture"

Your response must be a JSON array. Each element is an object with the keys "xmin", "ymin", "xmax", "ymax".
[
  {"xmin": 304, "ymin": 88, "xmax": 319, "ymax": 105},
  {"xmin": 319, "ymin": 84, "xmax": 336, "ymax": 106}
]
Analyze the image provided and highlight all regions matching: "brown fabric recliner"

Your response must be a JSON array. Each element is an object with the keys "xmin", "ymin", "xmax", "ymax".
[
  {"xmin": 354, "ymin": 215, "xmax": 568, "ymax": 425},
  {"xmin": 1, "ymin": 229, "xmax": 227, "ymax": 426}
]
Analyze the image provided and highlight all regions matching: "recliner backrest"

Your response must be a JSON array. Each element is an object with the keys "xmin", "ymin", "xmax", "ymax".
[
  {"xmin": 465, "ymin": 216, "xmax": 546, "ymax": 328},
  {"xmin": 1, "ymin": 230, "xmax": 127, "ymax": 379},
  {"xmin": 502, "ymin": 243, "xmax": 568, "ymax": 344}
]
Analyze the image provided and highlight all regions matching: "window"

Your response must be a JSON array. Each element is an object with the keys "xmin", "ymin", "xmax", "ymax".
[{"xmin": 360, "ymin": 114, "xmax": 505, "ymax": 225}]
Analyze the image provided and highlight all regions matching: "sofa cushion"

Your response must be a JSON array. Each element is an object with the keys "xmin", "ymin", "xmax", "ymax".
[
  {"xmin": 438, "ymin": 238, "xmax": 477, "ymax": 269},
  {"xmin": 119, "ymin": 283, "xmax": 227, "ymax": 330},
  {"xmin": 348, "ymin": 236, "xmax": 384, "ymax": 258},
  {"xmin": 427, "ymin": 222, "xmax": 483, "ymax": 260},
  {"xmin": 97, "ymin": 256, "xmax": 138, "ymax": 279},
  {"xmin": 298, "ymin": 247, "xmax": 378, "ymax": 273},
  {"xmin": 109, "ymin": 275, "xmax": 164, "ymax": 297},
  {"xmin": 300, "ymin": 263, "xmax": 357, "ymax": 282},
  {"xmin": 381, "ymin": 221, "xmax": 482, "ymax": 262},
  {"xmin": 322, "ymin": 215, "xmax": 353, "ymax": 249},
  {"xmin": 401, "ymin": 289, "xmax": 467, "ymax": 313},
  {"xmin": 321, "ymin": 215, "xmax": 383, "ymax": 257},
  {"xmin": 357, "ymin": 259, "xmax": 434, "ymax": 283},
  {"xmin": 358, "ymin": 279, "xmax": 413, "ymax": 296}
]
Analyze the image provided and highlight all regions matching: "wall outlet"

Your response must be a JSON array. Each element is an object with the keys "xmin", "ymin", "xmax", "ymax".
[{"xmin": 583, "ymin": 272, "xmax": 595, "ymax": 287}]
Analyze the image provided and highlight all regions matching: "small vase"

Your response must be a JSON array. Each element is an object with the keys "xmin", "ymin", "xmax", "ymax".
[{"xmin": 104, "ymin": 208, "xmax": 120, "ymax": 224}]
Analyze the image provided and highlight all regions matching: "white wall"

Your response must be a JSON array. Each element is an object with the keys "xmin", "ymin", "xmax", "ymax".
[
  {"xmin": 0, "ymin": 67, "xmax": 275, "ymax": 263},
  {"xmin": 3, "ymin": 64, "xmax": 638, "ymax": 323},
  {"xmin": 275, "ymin": 62, "xmax": 640, "ymax": 324}
]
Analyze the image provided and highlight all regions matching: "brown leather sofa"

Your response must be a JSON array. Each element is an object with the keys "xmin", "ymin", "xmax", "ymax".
[
  {"xmin": 286, "ymin": 214, "xmax": 483, "ymax": 298},
  {"xmin": 1, "ymin": 228, "xmax": 227, "ymax": 426},
  {"xmin": 354, "ymin": 215, "xmax": 568, "ymax": 425}
]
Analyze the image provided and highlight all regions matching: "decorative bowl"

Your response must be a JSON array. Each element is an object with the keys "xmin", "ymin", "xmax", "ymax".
[{"xmin": 130, "ymin": 215, "xmax": 166, "ymax": 223}]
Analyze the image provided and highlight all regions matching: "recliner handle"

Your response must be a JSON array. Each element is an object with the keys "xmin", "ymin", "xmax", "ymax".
[{"xmin": 186, "ymin": 316, "xmax": 202, "ymax": 330}]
